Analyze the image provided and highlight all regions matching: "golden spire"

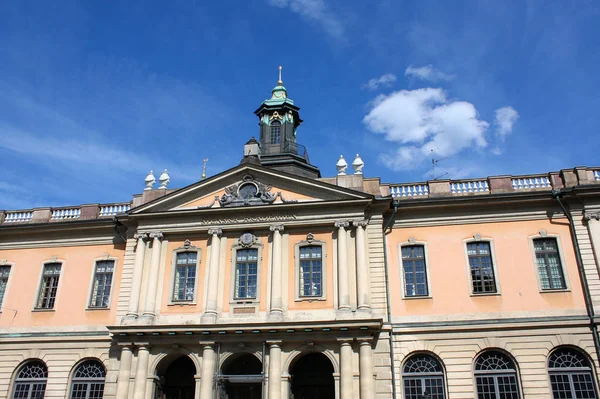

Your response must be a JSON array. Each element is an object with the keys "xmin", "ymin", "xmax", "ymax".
[
  {"xmin": 277, "ymin": 65, "xmax": 283, "ymax": 85},
  {"xmin": 202, "ymin": 158, "xmax": 208, "ymax": 179}
]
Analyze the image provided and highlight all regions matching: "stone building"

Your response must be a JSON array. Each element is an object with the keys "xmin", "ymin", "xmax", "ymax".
[{"xmin": 1, "ymin": 73, "xmax": 600, "ymax": 399}]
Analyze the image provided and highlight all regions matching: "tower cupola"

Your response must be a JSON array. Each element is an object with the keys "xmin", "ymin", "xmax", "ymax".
[{"xmin": 253, "ymin": 67, "xmax": 320, "ymax": 179}]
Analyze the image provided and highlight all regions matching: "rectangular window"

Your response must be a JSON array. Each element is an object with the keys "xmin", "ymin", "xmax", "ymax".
[
  {"xmin": 270, "ymin": 124, "xmax": 281, "ymax": 144},
  {"xmin": 37, "ymin": 263, "xmax": 61, "ymax": 309},
  {"xmin": 299, "ymin": 246, "xmax": 323, "ymax": 297},
  {"xmin": 534, "ymin": 238, "xmax": 566, "ymax": 290},
  {"xmin": 0, "ymin": 265, "xmax": 11, "ymax": 308},
  {"xmin": 90, "ymin": 260, "xmax": 115, "ymax": 308},
  {"xmin": 173, "ymin": 252, "xmax": 197, "ymax": 301},
  {"xmin": 467, "ymin": 242, "xmax": 497, "ymax": 294},
  {"xmin": 235, "ymin": 249, "xmax": 258, "ymax": 299},
  {"xmin": 401, "ymin": 245, "xmax": 428, "ymax": 297}
]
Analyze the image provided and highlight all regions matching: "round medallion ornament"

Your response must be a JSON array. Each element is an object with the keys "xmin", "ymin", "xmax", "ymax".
[
  {"xmin": 239, "ymin": 183, "xmax": 258, "ymax": 199},
  {"xmin": 240, "ymin": 232, "xmax": 254, "ymax": 247}
]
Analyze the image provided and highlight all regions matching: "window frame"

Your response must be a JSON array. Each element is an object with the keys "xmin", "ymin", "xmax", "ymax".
[
  {"xmin": 463, "ymin": 237, "xmax": 501, "ymax": 296},
  {"xmin": 229, "ymin": 240, "xmax": 263, "ymax": 305},
  {"xmin": 10, "ymin": 359, "xmax": 48, "ymax": 399},
  {"xmin": 34, "ymin": 260, "xmax": 64, "ymax": 311},
  {"xmin": 294, "ymin": 239, "xmax": 327, "ymax": 302},
  {"xmin": 401, "ymin": 352, "xmax": 447, "ymax": 399},
  {"xmin": 528, "ymin": 232, "xmax": 570, "ymax": 292},
  {"xmin": 86, "ymin": 257, "xmax": 118, "ymax": 310},
  {"xmin": 398, "ymin": 241, "xmax": 432, "ymax": 299},
  {"xmin": 473, "ymin": 349, "xmax": 522, "ymax": 399},
  {"xmin": 270, "ymin": 120, "xmax": 281, "ymax": 145},
  {"xmin": 168, "ymin": 244, "xmax": 202, "ymax": 305},
  {"xmin": 0, "ymin": 261, "xmax": 14, "ymax": 311},
  {"xmin": 68, "ymin": 359, "xmax": 107, "ymax": 399},
  {"xmin": 547, "ymin": 346, "xmax": 598, "ymax": 399}
]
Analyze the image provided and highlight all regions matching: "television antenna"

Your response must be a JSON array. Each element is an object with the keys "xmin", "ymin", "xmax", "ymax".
[{"xmin": 431, "ymin": 149, "xmax": 449, "ymax": 180}]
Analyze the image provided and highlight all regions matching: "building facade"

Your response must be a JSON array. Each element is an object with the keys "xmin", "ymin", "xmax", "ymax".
[{"xmin": 1, "ymin": 76, "xmax": 600, "ymax": 399}]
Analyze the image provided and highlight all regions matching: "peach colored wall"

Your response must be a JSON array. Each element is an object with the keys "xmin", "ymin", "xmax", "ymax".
[
  {"xmin": 0, "ymin": 244, "xmax": 125, "ymax": 328},
  {"xmin": 160, "ymin": 238, "xmax": 208, "ymax": 314},
  {"xmin": 222, "ymin": 235, "xmax": 269, "ymax": 313},
  {"xmin": 287, "ymin": 231, "xmax": 334, "ymax": 310},
  {"xmin": 387, "ymin": 219, "xmax": 585, "ymax": 317}
]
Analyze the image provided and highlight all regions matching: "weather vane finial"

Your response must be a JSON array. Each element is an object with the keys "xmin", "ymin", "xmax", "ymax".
[
  {"xmin": 202, "ymin": 158, "xmax": 208, "ymax": 180},
  {"xmin": 278, "ymin": 65, "xmax": 283, "ymax": 85}
]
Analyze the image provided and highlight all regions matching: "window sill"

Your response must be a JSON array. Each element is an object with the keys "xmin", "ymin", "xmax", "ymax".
[
  {"xmin": 168, "ymin": 302, "xmax": 197, "ymax": 306},
  {"xmin": 295, "ymin": 296, "xmax": 327, "ymax": 302},
  {"xmin": 470, "ymin": 292, "xmax": 501, "ymax": 297},
  {"xmin": 539, "ymin": 288, "xmax": 570, "ymax": 293},
  {"xmin": 86, "ymin": 306, "xmax": 110, "ymax": 311},
  {"xmin": 32, "ymin": 308, "xmax": 55, "ymax": 312},
  {"xmin": 230, "ymin": 299, "xmax": 259, "ymax": 305},
  {"xmin": 402, "ymin": 295, "xmax": 432, "ymax": 300}
]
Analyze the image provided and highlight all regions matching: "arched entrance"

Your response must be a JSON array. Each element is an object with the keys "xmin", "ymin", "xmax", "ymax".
[
  {"xmin": 290, "ymin": 352, "xmax": 335, "ymax": 399},
  {"xmin": 155, "ymin": 355, "xmax": 196, "ymax": 399},
  {"xmin": 217, "ymin": 353, "xmax": 263, "ymax": 399}
]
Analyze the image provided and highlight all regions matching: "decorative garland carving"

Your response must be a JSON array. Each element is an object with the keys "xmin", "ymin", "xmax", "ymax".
[
  {"xmin": 197, "ymin": 196, "xmax": 219, "ymax": 210},
  {"xmin": 238, "ymin": 232, "xmax": 259, "ymax": 248},
  {"xmin": 219, "ymin": 174, "xmax": 276, "ymax": 207}
]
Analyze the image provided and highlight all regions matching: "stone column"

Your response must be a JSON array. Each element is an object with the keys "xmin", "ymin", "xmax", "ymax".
[
  {"xmin": 203, "ymin": 228, "xmax": 222, "ymax": 323},
  {"xmin": 335, "ymin": 221, "xmax": 351, "ymax": 312},
  {"xmin": 115, "ymin": 345, "xmax": 133, "ymax": 399},
  {"xmin": 141, "ymin": 232, "xmax": 163, "ymax": 322},
  {"xmin": 358, "ymin": 339, "xmax": 375, "ymax": 399},
  {"xmin": 268, "ymin": 341, "xmax": 282, "ymax": 399},
  {"xmin": 353, "ymin": 220, "xmax": 370, "ymax": 311},
  {"xmin": 339, "ymin": 339, "xmax": 354, "ymax": 399},
  {"xmin": 199, "ymin": 343, "xmax": 216, "ymax": 399},
  {"xmin": 269, "ymin": 224, "xmax": 284, "ymax": 319},
  {"xmin": 125, "ymin": 233, "xmax": 148, "ymax": 321},
  {"xmin": 132, "ymin": 345, "xmax": 150, "ymax": 399}
]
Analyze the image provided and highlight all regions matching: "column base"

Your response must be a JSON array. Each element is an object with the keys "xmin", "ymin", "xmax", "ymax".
[
  {"xmin": 267, "ymin": 310, "xmax": 284, "ymax": 321},
  {"xmin": 138, "ymin": 313, "xmax": 155, "ymax": 325},
  {"xmin": 121, "ymin": 314, "xmax": 139, "ymax": 325},
  {"xmin": 356, "ymin": 307, "xmax": 372, "ymax": 317},
  {"xmin": 336, "ymin": 308, "xmax": 353, "ymax": 320},
  {"xmin": 201, "ymin": 312, "xmax": 217, "ymax": 324}
]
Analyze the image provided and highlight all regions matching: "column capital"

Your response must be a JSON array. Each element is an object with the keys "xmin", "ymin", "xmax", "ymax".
[
  {"xmin": 135, "ymin": 343, "xmax": 151, "ymax": 350},
  {"xmin": 356, "ymin": 337, "xmax": 373, "ymax": 345},
  {"xmin": 337, "ymin": 337, "xmax": 354, "ymax": 345},
  {"xmin": 266, "ymin": 340, "xmax": 283, "ymax": 347},
  {"xmin": 270, "ymin": 224, "xmax": 284, "ymax": 232},
  {"xmin": 584, "ymin": 212, "xmax": 600, "ymax": 221},
  {"xmin": 352, "ymin": 219, "xmax": 369, "ymax": 228},
  {"xmin": 199, "ymin": 341, "xmax": 216, "ymax": 347},
  {"xmin": 149, "ymin": 231, "xmax": 163, "ymax": 240},
  {"xmin": 208, "ymin": 227, "xmax": 223, "ymax": 237},
  {"xmin": 134, "ymin": 232, "xmax": 149, "ymax": 241},
  {"xmin": 334, "ymin": 220, "xmax": 350, "ymax": 229}
]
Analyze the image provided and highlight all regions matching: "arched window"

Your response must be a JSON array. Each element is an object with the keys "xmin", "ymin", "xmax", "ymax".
[
  {"xmin": 270, "ymin": 121, "xmax": 281, "ymax": 144},
  {"xmin": 12, "ymin": 360, "xmax": 47, "ymax": 399},
  {"xmin": 474, "ymin": 351, "xmax": 520, "ymax": 398},
  {"xmin": 70, "ymin": 360, "xmax": 106, "ymax": 399},
  {"xmin": 402, "ymin": 354, "xmax": 446, "ymax": 399},
  {"xmin": 548, "ymin": 347, "xmax": 598, "ymax": 398}
]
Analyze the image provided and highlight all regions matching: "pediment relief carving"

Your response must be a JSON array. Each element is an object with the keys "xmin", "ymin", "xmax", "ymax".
[{"xmin": 219, "ymin": 174, "xmax": 297, "ymax": 207}]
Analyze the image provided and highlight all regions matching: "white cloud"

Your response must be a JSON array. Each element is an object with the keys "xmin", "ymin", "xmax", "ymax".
[
  {"xmin": 405, "ymin": 65, "xmax": 454, "ymax": 82},
  {"xmin": 267, "ymin": 0, "xmax": 344, "ymax": 39},
  {"xmin": 363, "ymin": 88, "xmax": 489, "ymax": 170},
  {"xmin": 363, "ymin": 73, "xmax": 397, "ymax": 90},
  {"xmin": 494, "ymin": 106, "xmax": 519, "ymax": 138}
]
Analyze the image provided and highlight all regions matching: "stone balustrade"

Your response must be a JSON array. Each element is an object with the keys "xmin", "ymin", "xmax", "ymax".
[
  {"xmin": 0, "ymin": 202, "xmax": 132, "ymax": 225},
  {"xmin": 450, "ymin": 180, "xmax": 489, "ymax": 194},
  {"xmin": 390, "ymin": 183, "xmax": 429, "ymax": 198},
  {"xmin": 99, "ymin": 204, "xmax": 131, "ymax": 217},
  {"xmin": 388, "ymin": 167, "xmax": 600, "ymax": 200},
  {"xmin": 51, "ymin": 208, "xmax": 81, "ymax": 220}
]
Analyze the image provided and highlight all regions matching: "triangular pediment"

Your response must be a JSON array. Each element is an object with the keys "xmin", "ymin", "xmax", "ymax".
[{"xmin": 130, "ymin": 164, "xmax": 372, "ymax": 215}]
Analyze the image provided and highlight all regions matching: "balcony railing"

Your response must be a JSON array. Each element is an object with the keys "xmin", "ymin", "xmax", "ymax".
[
  {"xmin": 511, "ymin": 176, "xmax": 551, "ymax": 190},
  {"xmin": 450, "ymin": 180, "xmax": 489, "ymax": 194},
  {"xmin": 390, "ymin": 184, "xmax": 429, "ymax": 198},
  {"xmin": 1, "ymin": 202, "xmax": 132, "ymax": 225},
  {"xmin": 51, "ymin": 208, "xmax": 81, "ymax": 220},
  {"xmin": 99, "ymin": 204, "xmax": 131, "ymax": 217},
  {"xmin": 4, "ymin": 211, "xmax": 33, "ymax": 223}
]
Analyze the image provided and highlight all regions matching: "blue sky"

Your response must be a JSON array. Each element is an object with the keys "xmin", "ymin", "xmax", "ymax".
[{"xmin": 1, "ymin": 0, "xmax": 599, "ymax": 209}]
